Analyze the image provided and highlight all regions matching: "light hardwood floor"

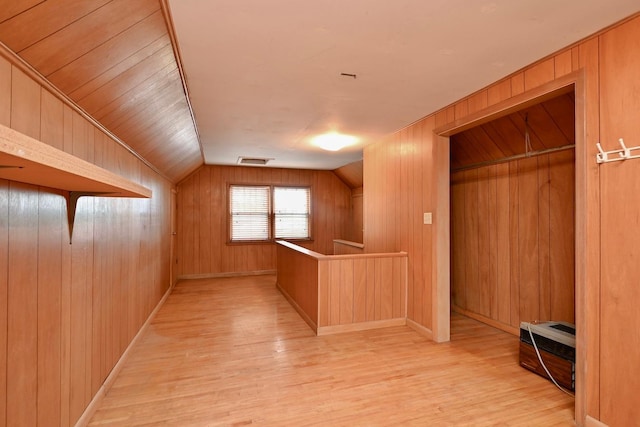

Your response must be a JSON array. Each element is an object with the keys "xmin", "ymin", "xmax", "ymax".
[{"xmin": 88, "ymin": 275, "xmax": 574, "ymax": 426}]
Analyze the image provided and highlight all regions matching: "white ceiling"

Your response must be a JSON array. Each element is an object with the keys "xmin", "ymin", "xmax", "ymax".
[{"xmin": 168, "ymin": 1, "xmax": 639, "ymax": 170}]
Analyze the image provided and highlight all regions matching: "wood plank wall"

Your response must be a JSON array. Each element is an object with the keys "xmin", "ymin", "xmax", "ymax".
[
  {"xmin": 0, "ymin": 54, "xmax": 172, "ymax": 427},
  {"xmin": 363, "ymin": 41, "xmax": 583, "ymax": 333},
  {"xmin": 350, "ymin": 187, "xmax": 363, "ymax": 243},
  {"xmin": 318, "ymin": 254, "xmax": 407, "ymax": 331},
  {"xmin": 275, "ymin": 243, "xmax": 319, "ymax": 330},
  {"xmin": 333, "ymin": 161, "xmax": 364, "ymax": 243},
  {"xmin": 362, "ymin": 13, "xmax": 640, "ymax": 425},
  {"xmin": 175, "ymin": 165, "xmax": 353, "ymax": 276},
  {"xmin": 364, "ymin": 132, "xmax": 402, "ymax": 255},
  {"xmin": 364, "ymin": 116, "xmax": 436, "ymax": 330},
  {"xmin": 450, "ymin": 151, "xmax": 575, "ymax": 333},
  {"xmin": 275, "ymin": 241, "xmax": 407, "ymax": 335},
  {"xmin": 598, "ymin": 16, "xmax": 640, "ymax": 426}
]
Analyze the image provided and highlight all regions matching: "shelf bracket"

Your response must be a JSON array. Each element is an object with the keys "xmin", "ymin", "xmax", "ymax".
[{"xmin": 65, "ymin": 191, "xmax": 114, "ymax": 244}]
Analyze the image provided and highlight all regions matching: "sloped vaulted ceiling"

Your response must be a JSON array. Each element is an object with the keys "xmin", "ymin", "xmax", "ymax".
[{"xmin": 0, "ymin": 0, "xmax": 203, "ymax": 182}]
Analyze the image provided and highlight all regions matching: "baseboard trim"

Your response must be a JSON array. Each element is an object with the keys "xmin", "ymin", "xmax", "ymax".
[
  {"xmin": 177, "ymin": 270, "xmax": 276, "ymax": 280},
  {"xmin": 451, "ymin": 305, "xmax": 519, "ymax": 336},
  {"xmin": 317, "ymin": 318, "xmax": 406, "ymax": 336},
  {"xmin": 74, "ymin": 284, "xmax": 173, "ymax": 427},
  {"xmin": 585, "ymin": 415, "xmax": 608, "ymax": 427},
  {"xmin": 406, "ymin": 318, "xmax": 433, "ymax": 340}
]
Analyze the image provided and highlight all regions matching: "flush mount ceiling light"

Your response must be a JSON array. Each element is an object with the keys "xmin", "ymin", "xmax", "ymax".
[{"xmin": 311, "ymin": 132, "xmax": 359, "ymax": 152}]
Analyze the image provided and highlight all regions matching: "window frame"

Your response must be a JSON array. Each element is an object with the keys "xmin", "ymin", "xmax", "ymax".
[{"xmin": 227, "ymin": 183, "xmax": 312, "ymax": 244}]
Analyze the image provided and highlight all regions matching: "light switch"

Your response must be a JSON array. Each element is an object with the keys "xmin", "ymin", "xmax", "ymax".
[{"xmin": 423, "ymin": 212, "xmax": 432, "ymax": 224}]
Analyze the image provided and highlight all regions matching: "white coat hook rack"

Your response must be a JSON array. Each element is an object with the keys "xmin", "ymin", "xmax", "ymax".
[{"xmin": 596, "ymin": 138, "xmax": 640, "ymax": 164}]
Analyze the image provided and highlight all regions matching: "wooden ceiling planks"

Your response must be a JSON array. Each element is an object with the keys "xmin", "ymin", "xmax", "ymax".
[
  {"xmin": 68, "ymin": 35, "xmax": 171, "ymax": 101},
  {"xmin": 482, "ymin": 118, "xmax": 522, "ymax": 157},
  {"xmin": 464, "ymin": 126, "xmax": 507, "ymax": 161},
  {"xmin": 48, "ymin": 9, "xmax": 168, "ymax": 94},
  {"xmin": 80, "ymin": 46, "xmax": 178, "ymax": 119},
  {"xmin": 536, "ymin": 92, "xmax": 575, "ymax": 143},
  {"xmin": 0, "ymin": 0, "xmax": 202, "ymax": 182},
  {"xmin": 0, "ymin": 0, "xmax": 43, "ymax": 24},
  {"xmin": 450, "ymin": 93, "xmax": 575, "ymax": 170},
  {"xmin": 451, "ymin": 132, "xmax": 493, "ymax": 167},
  {"xmin": 0, "ymin": 1, "xmax": 111, "ymax": 51},
  {"xmin": 19, "ymin": 1, "xmax": 160, "ymax": 76}
]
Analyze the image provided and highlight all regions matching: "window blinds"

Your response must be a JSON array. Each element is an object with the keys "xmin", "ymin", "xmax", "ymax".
[
  {"xmin": 229, "ymin": 185, "xmax": 270, "ymax": 241},
  {"xmin": 274, "ymin": 187, "xmax": 310, "ymax": 239},
  {"xmin": 229, "ymin": 185, "xmax": 310, "ymax": 241}
]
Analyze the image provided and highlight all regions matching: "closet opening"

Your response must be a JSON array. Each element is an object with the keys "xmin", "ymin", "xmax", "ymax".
[
  {"xmin": 449, "ymin": 88, "xmax": 576, "ymax": 337},
  {"xmin": 434, "ymin": 73, "xmax": 586, "ymax": 419}
]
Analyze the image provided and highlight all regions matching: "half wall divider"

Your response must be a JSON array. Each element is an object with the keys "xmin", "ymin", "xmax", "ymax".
[{"xmin": 276, "ymin": 240, "xmax": 407, "ymax": 336}]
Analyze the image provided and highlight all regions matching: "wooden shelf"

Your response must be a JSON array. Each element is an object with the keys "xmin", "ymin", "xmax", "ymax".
[
  {"xmin": 0, "ymin": 123, "xmax": 152, "ymax": 242},
  {"xmin": 0, "ymin": 123, "xmax": 151, "ymax": 198}
]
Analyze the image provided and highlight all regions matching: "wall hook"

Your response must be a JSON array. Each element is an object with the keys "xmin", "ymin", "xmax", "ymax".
[
  {"xmin": 618, "ymin": 138, "xmax": 630, "ymax": 159},
  {"xmin": 596, "ymin": 143, "xmax": 608, "ymax": 163},
  {"xmin": 596, "ymin": 137, "xmax": 640, "ymax": 164}
]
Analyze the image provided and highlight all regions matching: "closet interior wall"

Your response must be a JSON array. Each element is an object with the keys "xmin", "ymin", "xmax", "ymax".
[
  {"xmin": 450, "ymin": 150, "xmax": 575, "ymax": 333},
  {"xmin": 448, "ymin": 88, "xmax": 576, "ymax": 334}
]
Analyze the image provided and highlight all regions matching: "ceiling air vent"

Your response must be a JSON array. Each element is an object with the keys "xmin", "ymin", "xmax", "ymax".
[{"xmin": 237, "ymin": 156, "xmax": 272, "ymax": 166}]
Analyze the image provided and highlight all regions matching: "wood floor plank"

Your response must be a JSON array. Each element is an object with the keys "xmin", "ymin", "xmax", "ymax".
[{"xmin": 88, "ymin": 275, "xmax": 574, "ymax": 426}]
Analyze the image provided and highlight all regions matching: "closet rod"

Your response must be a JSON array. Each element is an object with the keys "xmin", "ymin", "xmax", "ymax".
[{"xmin": 451, "ymin": 144, "xmax": 575, "ymax": 173}]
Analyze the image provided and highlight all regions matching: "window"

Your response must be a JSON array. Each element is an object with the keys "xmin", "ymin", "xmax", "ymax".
[
  {"xmin": 229, "ymin": 185, "xmax": 311, "ymax": 242},
  {"xmin": 229, "ymin": 185, "xmax": 270, "ymax": 241},
  {"xmin": 274, "ymin": 187, "xmax": 310, "ymax": 239}
]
